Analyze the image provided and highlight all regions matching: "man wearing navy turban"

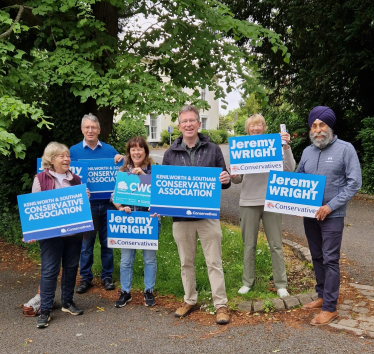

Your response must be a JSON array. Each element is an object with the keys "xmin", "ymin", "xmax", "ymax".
[{"xmin": 296, "ymin": 106, "xmax": 362, "ymax": 326}]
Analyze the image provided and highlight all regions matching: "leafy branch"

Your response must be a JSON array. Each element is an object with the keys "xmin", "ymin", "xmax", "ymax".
[{"xmin": 0, "ymin": 4, "xmax": 33, "ymax": 39}]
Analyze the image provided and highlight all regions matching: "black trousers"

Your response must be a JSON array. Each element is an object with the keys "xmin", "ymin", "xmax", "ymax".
[{"xmin": 303, "ymin": 217, "xmax": 344, "ymax": 312}]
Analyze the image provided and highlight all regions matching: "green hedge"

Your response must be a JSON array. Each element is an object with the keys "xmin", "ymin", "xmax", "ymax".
[
  {"xmin": 160, "ymin": 128, "xmax": 230, "ymax": 146},
  {"xmin": 109, "ymin": 118, "xmax": 147, "ymax": 153},
  {"xmin": 358, "ymin": 117, "xmax": 374, "ymax": 193}
]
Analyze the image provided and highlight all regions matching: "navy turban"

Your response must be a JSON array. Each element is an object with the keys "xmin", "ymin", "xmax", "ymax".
[{"xmin": 308, "ymin": 106, "xmax": 336, "ymax": 128}]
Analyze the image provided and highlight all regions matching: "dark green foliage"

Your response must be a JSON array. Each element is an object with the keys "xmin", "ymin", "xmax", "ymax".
[
  {"xmin": 0, "ymin": 85, "xmax": 85, "ymax": 203},
  {"xmin": 358, "ymin": 117, "xmax": 374, "ymax": 193},
  {"xmin": 223, "ymin": 0, "xmax": 374, "ymax": 155},
  {"xmin": 263, "ymin": 106, "xmax": 308, "ymax": 162},
  {"xmin": 1, "ymin": 0, "xmax": 288, "ymax": 156},
  {"xmin": 0, "ymin": 203, "xmax": 39, "ymax": 255},
  {"xmin": 109, "ymin": 118, "xmax": 147, "ymax": 154}
]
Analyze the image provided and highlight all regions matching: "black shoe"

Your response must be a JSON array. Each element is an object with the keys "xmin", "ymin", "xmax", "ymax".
[
  {"xmin": 76, "ymin": 280, "xmax": 93, "ymax": 294},
  {"xmin": 144, "ymin": 290, "xmax": 155, "ymax": 307},
  {"xmin": 102, "ymin": 278, "xmax": 115, "ymax": 291},
  {"xmin": 115, "ymin": 291, "xmax": 132, "ymax": 308},
  {"xmin": 36, "ymin": 310, "xmax": 51, "ymax": 328},
  {"xmin": 62, "ymin": 301, "xmax": 84, "ymax": 315}
]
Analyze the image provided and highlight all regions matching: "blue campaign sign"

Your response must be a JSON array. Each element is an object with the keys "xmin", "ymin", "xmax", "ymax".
[
  {"xmin": 150, "ymin": 165, "xmax": 222, "ymax": 219},
  {"xmin": 37, "ymin": 158, "xmax": 88, "ymax": 184},
  {"xmin": 229, "ymin": 134, "xmax": 283, "ymax": 175},
  {"xmin": 107, "ymin": 210, "xmax": 159, "ymax": 250},
  {"xmin": 113, "ymin": 172, "xmax": 151, "ymax": 207},
  {"xmin": 79, "ymin": 158, "xmax": 124, "ymax": 200},
  {"xmin": 17, "ymin": 184, "xmax": 94, "ymax": 242},
  {"xmin": 264, "ymin": 170, "xmax": 326, "ymax": 217}
]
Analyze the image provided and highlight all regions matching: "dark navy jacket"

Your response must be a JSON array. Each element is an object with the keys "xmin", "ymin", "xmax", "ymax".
[{"xmin": 162, "ymin": 133, "xmax": 230, "ymax": 221}]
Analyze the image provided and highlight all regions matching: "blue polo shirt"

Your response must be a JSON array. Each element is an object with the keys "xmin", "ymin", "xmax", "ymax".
[{"xmin": 70, "ymin": 140, "xmax": 119, "ymax": 161}]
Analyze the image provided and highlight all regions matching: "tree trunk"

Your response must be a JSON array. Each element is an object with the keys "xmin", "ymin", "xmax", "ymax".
[
  {"xmin": 86, "ymin": 98, "xmax": 115, "ymax": 141},
  {"xmin": 88, "ymin": 1, "xmax": 120, "ymax": 141}
]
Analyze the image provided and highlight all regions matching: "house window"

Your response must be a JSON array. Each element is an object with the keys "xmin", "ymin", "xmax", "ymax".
[
  {"xmin": 145, "ymin": 125, "xmax": 149, "ymax": 136},
  {"xmin": 150, "ymin": 114, "xmax": 157, "ymax": 140},
  {"xmin": 200, "ymin": 86, "xmax": 208, "ymax": 101},
  {"xmin": 201, "ymin": 117, "xmax": 208, "ymax": 130}
]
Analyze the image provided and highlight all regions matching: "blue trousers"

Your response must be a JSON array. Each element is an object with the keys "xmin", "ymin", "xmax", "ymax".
[
  {"xmin": 79, "ymin": 200, "xmax": 114, "ymax": 282},
  {"xmin": 303, "ymin": 217, "xmax": 344, "ymax": 312},
  {"xmin": 120, "ymin": 249, "xmax": 157, "ymax": 293},
  {"xmin": 39, "ymin": 234, "xmax": 83, "ymax": 311}
]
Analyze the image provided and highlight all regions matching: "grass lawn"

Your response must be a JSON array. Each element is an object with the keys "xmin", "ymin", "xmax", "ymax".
[{"xmin": 92, "ymin": 217, "xmax": 281, "ymax": 309}]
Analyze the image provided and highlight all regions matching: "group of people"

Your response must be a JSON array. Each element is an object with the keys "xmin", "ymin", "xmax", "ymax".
[{"xmin": 29, "ymin": 104, "xmax": 362, "ymax": 329}]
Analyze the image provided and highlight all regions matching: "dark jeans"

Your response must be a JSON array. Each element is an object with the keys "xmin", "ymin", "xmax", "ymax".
[
  {"xmin": 79, "ymin": 200, "xmax": 114, "ymax": 282},
  {"xmin": 39, "ymin": 234, "xmax": 83, "ymax": 312},
  {"xmin": 303, "ymin": 217, "xmax": 344, "ymax": 312}
]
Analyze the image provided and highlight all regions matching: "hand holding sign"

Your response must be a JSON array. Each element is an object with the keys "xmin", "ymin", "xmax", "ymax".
[{"xmin": 315, "ymin": 205, "xmax": 332, "ymax": 221}]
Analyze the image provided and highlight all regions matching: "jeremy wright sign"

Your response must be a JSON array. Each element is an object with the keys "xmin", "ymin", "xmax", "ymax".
[
  {"xmin": 229, "ymin": 134, "xmax": 283, "ymax": 174},
  {"xmin": 264, "ymin": 171, "xmax": 326, "ymax": 218},
  {"xmin": 107, "ymin": 210, "xmax": 159, "ymax": 250}
]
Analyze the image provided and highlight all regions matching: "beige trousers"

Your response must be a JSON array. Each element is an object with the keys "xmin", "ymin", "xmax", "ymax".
[{"xmin": 173, "ymin": 219, "xmax": 227, "ymax": 309}]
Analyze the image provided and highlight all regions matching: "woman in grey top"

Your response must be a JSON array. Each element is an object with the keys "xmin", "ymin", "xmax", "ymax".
[{"xmin": 231, "ymin": 114, "xmax": 296, "ymax": 298}]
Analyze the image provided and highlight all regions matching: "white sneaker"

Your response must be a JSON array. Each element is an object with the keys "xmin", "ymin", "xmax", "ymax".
[
  {"xmin": 238, "ymin": 286, "xmax": 251, "ymax": 294},
  {"xmin": 277, "ymin": 288, "xmax": 289, "ymax": 298}
]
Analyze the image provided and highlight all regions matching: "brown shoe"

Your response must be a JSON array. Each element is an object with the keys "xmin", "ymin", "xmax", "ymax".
[
  {"xmin": 302, "ymin": 298, "xmax": 323, "ymax": 310},
  {"xmin": 310, "ymin": 310, "xmax": 338, "ymax": 326},
  {"xmin": 174, "ymin": 303, "xmax": 199, "ymax": 318},
  {"xmin": 216, "ymin": 306, "xmax": 230, "ymax": 325}
]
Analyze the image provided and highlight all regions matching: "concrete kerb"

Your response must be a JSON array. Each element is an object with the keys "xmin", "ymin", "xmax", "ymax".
[
  {"xmin": 237, "ymin": 239, "xmax": 316, "ymax": 314},
  {"xmin": 282, "ymin": 238, "xmax": 312, "ymax": 263},
  {"xmin": 237, "ymin": 238, "xmax": 374, "ymax": 340}
]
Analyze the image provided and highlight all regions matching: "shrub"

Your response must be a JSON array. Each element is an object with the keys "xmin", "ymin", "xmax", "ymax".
[
  {"xmin": 201, "ymin": 129, "xmax": 223, "ymax": 144},
  {"xmin": 0, "ymin": 203, "xmax": 40, "ymax": 254},
  {"xmin": 216, "ymin": 130, "xmax": 229, "ymax": 143},
  {"xmin": 160, "ymin": 127, "xmax": 181, "ymax": 145},
  {"xmin": 234, "ymin": 116, "xmax": 247, "ymax": 136},
  {"xmin": 109, "ymin": 118, "xmax": 147, "ymax": 153},
  {"xmin": 358, "ymin": 117, "xmax": 374, "ymax": 193}
]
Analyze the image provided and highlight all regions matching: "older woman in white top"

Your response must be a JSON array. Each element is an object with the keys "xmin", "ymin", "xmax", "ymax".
[{"xmin": 231, "ymin": 114, "xmax": 296, "ymax": 298}]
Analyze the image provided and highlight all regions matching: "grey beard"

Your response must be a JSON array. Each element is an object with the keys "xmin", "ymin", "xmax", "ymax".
[{"xmin": 310, "ymin": 128, "xmax": 333, "ymax": 149}]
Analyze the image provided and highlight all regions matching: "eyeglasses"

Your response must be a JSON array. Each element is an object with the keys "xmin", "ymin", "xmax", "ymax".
[
  {"xmin": 179, "ymin": 119, "xmax": 198, "ymax": 125},
  {"xmin": 82, "ymin": 126, "xmax": 99, "ymax": 131}
]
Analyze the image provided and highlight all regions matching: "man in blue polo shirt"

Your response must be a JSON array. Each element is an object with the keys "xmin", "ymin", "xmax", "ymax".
[{"xmin": 70, "ymin": 113, "xmax": 124, "ymax": 293}]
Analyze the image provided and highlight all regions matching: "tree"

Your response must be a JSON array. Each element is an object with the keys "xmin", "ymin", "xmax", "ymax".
[
  {"xmin": 0, "ymin": 0, "xmax": 289, "ymax": 158},
  {"xmin": 222, "ymin": 0, "xmax": 374, "ymax": 152}
]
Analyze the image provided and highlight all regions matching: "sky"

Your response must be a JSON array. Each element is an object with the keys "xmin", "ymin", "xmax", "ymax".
[
  {"xmin": 219, "ymin": 88, "xmax": 242, "ymax": 115},
  {"xmin": 218, "ymin": 80, "xmax": 243, "ymax": 115}
]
